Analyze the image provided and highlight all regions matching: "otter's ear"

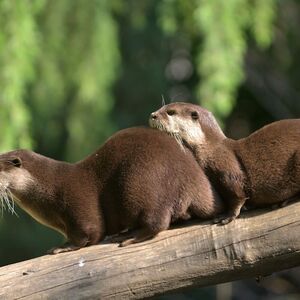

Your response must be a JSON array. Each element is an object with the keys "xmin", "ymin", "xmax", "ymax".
[{"xmin": 10, "ymin": 158, "xmax": 22, "ymax": 168}]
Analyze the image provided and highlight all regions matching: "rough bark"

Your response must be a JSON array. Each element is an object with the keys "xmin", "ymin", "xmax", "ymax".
[{"xmin": 1, "ymin": 201, "xmax": 300, "ymax": 300}]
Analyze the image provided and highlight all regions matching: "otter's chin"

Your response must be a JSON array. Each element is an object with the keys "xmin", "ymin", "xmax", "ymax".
[
  {"xmin": 149, "ymin": 118, "xmax": 159, "ymax": 129},
  {"xmin": 149, "ymin": 119, "xmax": 169, "ymax": 132},
  {"xmin": 149, "ymin": 119, "xmax": 185, "ymax": 149}
]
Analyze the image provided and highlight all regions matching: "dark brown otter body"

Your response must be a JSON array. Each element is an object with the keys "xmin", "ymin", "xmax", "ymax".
[
  {"xmin": 150, "ymin": 102, "xmax": 300, "ymax": 224},
  {"xmin": 0, "ymin": 127, "xmax": 223, "ymax": 253}
]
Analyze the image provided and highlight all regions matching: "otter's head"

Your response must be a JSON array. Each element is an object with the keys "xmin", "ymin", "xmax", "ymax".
[
  {"xmin": 0, "ymin": 152, "xmax": 33, "ymax": 216},
  {"xmin": 149, "ymin": 102, "xmax": 225, "ymax": 149}
]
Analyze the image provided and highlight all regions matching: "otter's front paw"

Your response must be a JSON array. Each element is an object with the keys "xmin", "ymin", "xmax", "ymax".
[
  {"xmin": 213, "ymin": 214, "xmax": 237, "ymax": 225},
  {"xmin": 47, "ymin": 243, "xmax": 81, "ymax": 254}
]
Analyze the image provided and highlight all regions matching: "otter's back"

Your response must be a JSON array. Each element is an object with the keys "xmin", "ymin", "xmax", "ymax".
[
  {"xmin": 237, "ymin": 119, "xmax": 300, "ymax": 204},
  {"xmin": 87, "ymin": 127, "xmax": 221, "ymax": 233}
]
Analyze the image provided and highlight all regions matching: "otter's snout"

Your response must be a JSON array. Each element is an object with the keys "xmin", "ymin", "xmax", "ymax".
[
  {"xmin": 150, "ymin": 112, "xmax": 157, "ymax": 120},
  {"xmin": 149, "ymin": 111, "xmax": 161, "ymax": 127}
]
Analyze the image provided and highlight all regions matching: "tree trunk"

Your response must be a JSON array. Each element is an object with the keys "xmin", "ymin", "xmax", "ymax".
[{"xmin": 1, "ymin": 201, "xmax": 300, "ymax": 299}]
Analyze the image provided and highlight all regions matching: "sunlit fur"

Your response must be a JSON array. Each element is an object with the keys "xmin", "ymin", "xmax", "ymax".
[
  {"xmin": 0, "ymin": 129, "xmax": 225, "ymax": 252},
  {"xmin": 151, "ymin": 102, "xmax": 300, "ymax": 224},
  {"xmin": 0, "ymin": 182, "xmax": 16, "ymax": 216},
  {"xmin": 0, "ymin": 168, "xmax": 33, "ymax": 217},
  {"xmin": 149, "ymin": 115, "xmax": 206, "ymax": 151},
  {"xmin": 149, "ymin": 118, "xmax": 185, "ymax": 150}
]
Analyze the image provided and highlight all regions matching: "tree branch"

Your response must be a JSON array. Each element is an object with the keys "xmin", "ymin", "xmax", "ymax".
[{"xmin": 1, "ymin": 201, "xmax": 300, "ymax": 299}]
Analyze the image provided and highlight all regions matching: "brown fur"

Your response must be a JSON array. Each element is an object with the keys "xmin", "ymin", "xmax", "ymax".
[
  {"xmin": 150, "ymin": 102, "xmax": 300, "ymax": 224},
  {"xmin": 0, "ymin": 127, "xmax": 223, "ymax": 253}
]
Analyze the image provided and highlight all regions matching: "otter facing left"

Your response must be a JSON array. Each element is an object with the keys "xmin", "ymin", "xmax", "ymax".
[
  {"xmin": 0, "ymin": 127, "xmax": 223, "ymax": 254},
  {"xmin": 150, "ymin": 102, "xmax": 300, "ymax": 224}
]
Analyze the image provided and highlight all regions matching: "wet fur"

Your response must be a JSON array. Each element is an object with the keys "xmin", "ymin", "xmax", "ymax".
[{"xmin": 0, "ymin": 127, "xmax": 224, "ymax": 252}]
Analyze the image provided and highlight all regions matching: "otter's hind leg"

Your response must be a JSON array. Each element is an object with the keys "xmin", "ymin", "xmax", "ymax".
[{"xmin": 119, "ymin": 209, "xmax": 171, "ymax": 247}]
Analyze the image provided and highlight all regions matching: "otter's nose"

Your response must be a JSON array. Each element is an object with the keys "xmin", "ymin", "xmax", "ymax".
[{"xmin": 150, "ymin": 113, "xmax": 157, "ymax": 119}]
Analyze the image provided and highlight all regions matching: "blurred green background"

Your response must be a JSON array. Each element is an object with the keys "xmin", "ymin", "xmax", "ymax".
[{"xmin": 0, "ymin": 0, "xmax": 300, "ymax": 299}]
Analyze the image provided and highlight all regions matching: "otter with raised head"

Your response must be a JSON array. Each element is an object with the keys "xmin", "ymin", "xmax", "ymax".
[
  {"xmin": 0, "ymin": 127, "xmax": 223, "ymax": 253},
  {"xmin": 150, "ymin": 102, "xmax": 300, "ymax": 224}
]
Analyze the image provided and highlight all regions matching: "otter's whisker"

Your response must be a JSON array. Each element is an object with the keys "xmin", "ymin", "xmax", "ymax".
[
  {"xmin": 172, "ymin": 133, "xmax": 185, "ymax": 152},
  {"xmin": 4, "ymin": 192, "xmax": 11, "ymax": 213},
  {"xmin": 7, "ymin": 189, "xmax": 18, "ymax": 217},
  {"xmin": 0, "ymin": 187, "xmax": 18, "ymax": 217},
  {"xmin": 150, "ymin": 121, "xmax": 185, "ymax": 151},
  {"xmin": 0, "ymin": 197, "xmax": 4, "ymax": 217},
  {"xmin": 161, "ymin": 94, "xmax": 166, "ymax": 107}
]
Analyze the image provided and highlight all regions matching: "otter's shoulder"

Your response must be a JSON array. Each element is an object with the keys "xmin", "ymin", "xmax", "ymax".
[
  {"xmin": 264, "ymin": 119, "xmax": 300, "ymax": 131},
  {"xmin": 93, "ymin": 126, "xmax": 184, "ymax": 163},
  {"xmin": 244, "ymin": 119, "xmax": 300, "ymax": 141},
  {"xmin": 112, "ymin": 126, "xmax": 168, "ymax": 138},
  {"xmin": 105, "ymin": 126, "xmax": 174, "ymax": 144}
]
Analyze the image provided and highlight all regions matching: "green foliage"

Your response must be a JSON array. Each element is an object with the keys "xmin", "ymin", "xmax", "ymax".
[
  {"xmin": 0, "ymin": 0, "xmax": 282, "ymax": 267},
  {"xmin": 194, "ymin": 0, "xmax": 248, "ymax": 119},
  {"xmin": 0, "ymin": 0, "xmax": 43, "ymax": 151},
  {"xmin": 159, "ymin": 0, "xmax": 277, "ymax": 121},
  {"xmin": 65, "ymin": 0, "xmax": 120, "ymax": 161},
  {"xmin": 0, "ymin": 0, "xmax": 121, "ymax": 266},
  {"xmin": 250, "ymin": 0, "xmax": 276, "ymax": 49},
  {"xmin": 29, "ymin": 0, "xmax": 120, "ymax": 161},
  {"xmin": 195, "ymin": 0, "xmax": 276, "ymax": 120},
  {"xmin": 158, "ymin": 0, "xmax": 178, "ymax": 34},
  {"xmin": 0, "ymin": 0, "xmax": 277, "ymax": 154}
]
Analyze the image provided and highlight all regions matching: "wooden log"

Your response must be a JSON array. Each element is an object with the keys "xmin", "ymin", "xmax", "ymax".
[{"xmin": 1, "ymin": 201, "xmax": 300, "ymax": 299}]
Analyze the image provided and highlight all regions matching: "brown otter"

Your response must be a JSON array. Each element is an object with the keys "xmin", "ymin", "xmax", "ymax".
[
  {"xmin": 149, "ymin": 102, "xmax": 300, "ymax": 224},
  {"xmin": 0, "ymin": 127, "xmax": 223, "ymax": 253}
]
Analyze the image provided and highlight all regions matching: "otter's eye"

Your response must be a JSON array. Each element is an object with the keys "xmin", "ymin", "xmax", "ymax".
[
  {"xmin": 9, "ymin": 158, "xmax": 22, "ymax": 168},
  {"xmin": 167, "ymin": 110, "xmax": 176, "ymax": 116},
  {"xmin": 191, "ymin": 111, "xmax": 199, "ymax": 120}
]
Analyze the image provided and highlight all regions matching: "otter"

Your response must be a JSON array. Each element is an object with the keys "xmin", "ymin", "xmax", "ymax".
[
  {"xmin": 0, "ymin": 127, "xmax": 223, "ymax": 253},
  {"xmin": 149, "ymin": 102, "xmax": 300, "ymax": 224}
]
